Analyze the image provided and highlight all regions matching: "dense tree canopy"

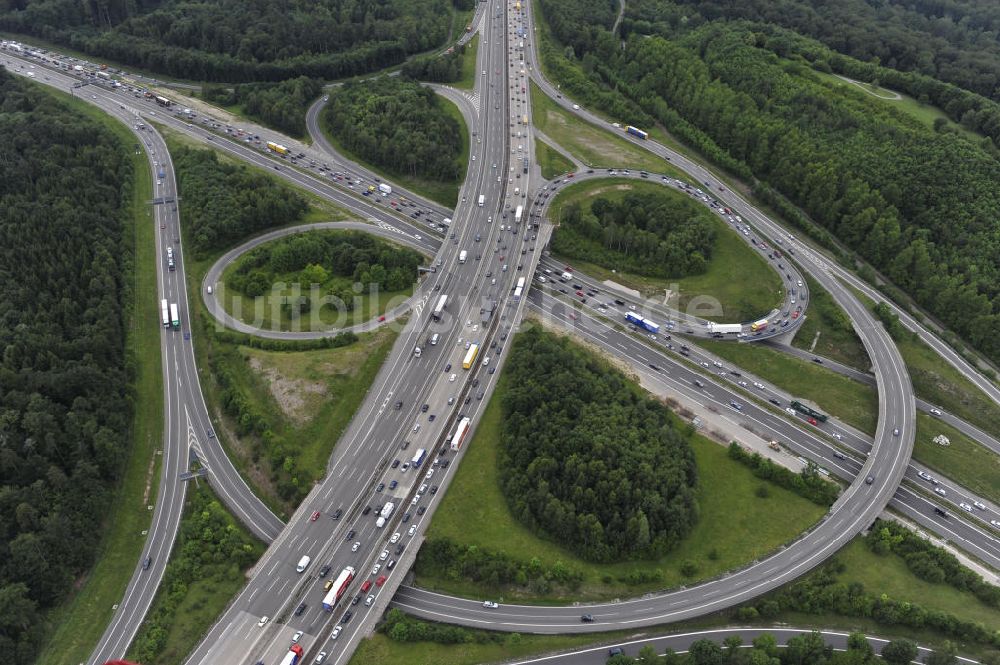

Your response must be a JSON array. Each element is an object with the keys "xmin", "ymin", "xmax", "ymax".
[
  {"xmin": 202, "ymin": 77, "xmax": 323, "ymax": 137},
  {"xmin": 498, "ymin": 329, "xmax": 698, "ymax": 563},
  {"xmin": 402, "ymin": 43, "xmax": 469, "ymax": 84},
  {"xmin": 536, "ymin": 0, "xmax": 1000, "ymax": 364},
  {"xmin": 0, "ymin": 69, "xmax": 133, "ymax": 663},
  {"xmin": 172, "ymin": 145, "xmax": 309, "ymax": 258},
  {"xmin": 323, "ymin": 77, "xmax": 464, "ymax": 182},
  {"xmin": 229, "ymin": 230, "xmax": 424, "ymax": 299},
  {"xmin": 552, "ymin": 189, "xmax": 716, "ymax": 278},
  {"xmin": 0, "ymin": 0, "xmax": 457, "ymax": 82}
]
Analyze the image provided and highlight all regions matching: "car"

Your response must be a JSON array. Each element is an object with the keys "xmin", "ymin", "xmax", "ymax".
[
  {"xmin": 934, "ymin": 507, "xmax": 948, "ymax": 518},
  {"xmin": 934, "ymin": 486, "xmax": 947, "ymax": 496},
  {"xmin": 445, "ymin": 363, "xmax": 452, "ymax": 372},
  {"xmin": 930, "ymin": 408, "xmax": 942, "ymax": 416},
  {"xmin": 292, "ymin": 630, "xmax": 303, "ymax": 643},
  {"xmin": 376, "ymin": 575, "xmax": 388, "ymax": 587},
  {"xmin": 893, "ymin": 428, "xmax": 900, "ymax": 436},
  {"xmin": 314, "ymin": 652, "xmax": 327, "ymax": 664},
  {"xmin": 417, "ymin": 506, "xmax": 427, "ymax": 515},
  {"xmin": 309, "ymin": 510, "xmax": 321, "ymax": 521},
  {"xmin": 294, "ymin": 602, "xmax": 307, "ymax": 616},
  {"xmin": 363, "ymin": 505, "xmax": 372, "ymax": 515},
  {"xmin": 865, "ymin": 475, "xmax": 875, "ymax": 485},
  {"xmin": 973, "ymin": 500, "xmax": 987, "ymax": 510},
  {"xmin": 142, "ymin": 555, "xmax": 152, "ymax": 570},
  {"xmin": 390, "ymin": 532, "xmax": 401, "ymax": 544},
  {"xmin": 917, "ymin": 471, "xmax": 933, "ymax": 481},
  {"xmin": 389, "ymin": 480, "xmax": 398, "ymax": 489},
  {"xmin": 960, "ymin": 502, "xmax": 974, "ymax": 513},
  {"xmin": 387, "ymin": 558, "xmax": 397, "ymax": 570},
  {"xmin": 992, "ymin": 520, "xmax": 1000, "ymax": 528},
  {"xmin": 324, "ymin": 579, "xmax": 334, "ymax": 590},
  {"xmin": 352, "ymin": 541, "xmax": 361, "ymax": 552},
  {"xmin": 351, "ymin": 594, "xmax": 361, "ymax": 605},
  {"xmin": 332, "ymin": 508, "xmax": 343, "ymax": 520},
  {"xmin": 376, "ymin": 482, "xmax": 385, "ymax": 492},
  {"xmin": 257, "ymin": 616, "xmax": 269, "ymax": 627},
  {"xmin": 408, "ymin": 525, "xmax": 417, "ymax": 536},
  {"xmin": 319, "ymin": 564, "xmax": 332, "ymax": 577},
  {"xmin": 483, "ymin": 600, "xmax": 499, "ymax": 609},
  {"xmin": 380, "ymin": 549, "xmax": 389, "ymax": 561},
  {"xmin": 428, "ymin": 414, "xmax": 436, "ymax": 422},
  {"xmin": 391, "ymin": 459, "xmax": 400, "ymax": 469},
  {"xmin": 365, "ymin": 594, "xmax": 376, "ymax": 606},
  {"xmin": 581, "ymin": 614, "xmax": 595, "ymax": 622},
  {"xmin": 371, "ymin": 563, "xmax": 381, "ymax": 576},
  {"xmin": 361, "ymin": 580, "xmax": 373, "ymax": 592},
  {"xmin": 402, "ymin": 512, "xmax": 411, "ymax": 522},
  {"xmin": 421, "ymin": 404, "xmax": 429, "ymax": 412},
  {"xmin": 340, "ymin": 611, "xmax": 353, "ymax": 624},
  {"xmin": 330, "ymin": 627, "xmax": 342, "ymax": 641},
  {"xmin": 430, "ymin": 485, "xmax": 439, "ymax": 494},
  {"xmin": 807, "ymin": 417, "xmax": 819, "ymax": 426}
]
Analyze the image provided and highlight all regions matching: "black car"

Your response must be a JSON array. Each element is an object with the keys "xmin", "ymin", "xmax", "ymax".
[
  {"xmin": 430, "ymin": 485, "xmax": 439, "ymax": 494},
  {"xmin": 346, "ymin": 529, "xmax": 356, "ymax": 541},
  {"xmin": 441, "ymin": 460, "xmax": 450, "ymax": 468},
  {"xmin": 581, "ymin": 614, "xmax": 595, "ymax": 622},
  {"xmin": 402, "ymin": 512, "xmax": 411, "ymax": 523},
  {"xmin": 295, "ymin": 602, "xmax": 307, "ymax": 616},
  {"xmin": 391, "ymin": 459, "xmax": 400, "ymax": 468},
  {"xmin": 142, "ymin": 556, "xmax": 152, "ymax": 571},
  {"xmin": 811, "ymin": 357, "xmax": 824, "ymax": 364},
  {"xmin": 351, "ymin": 594, "xmax": 361, "ymax": 605},
  {"xmin": 319, "ymin": 564, "xmax": 332, "ymax": 577},
  {"xmin": 421, "ymin": 404, "xmax": 429, "ymax": 412},
  {"xmin": 395, "ymin": 543, "xmax": 406, "ymax": 555},
  {"xmin": 341, "ymin": 611, "xmax": 354, "ymax": 624},
  {"xmin": 363, "ymin": 505, "xmax": 372, "ymax": 515},
  {"xmin": 332, "ymin": 508, "xmax": 343, "ymax": 520},
  {"xmin": 417, "ymin": 506, "xmax": 427, "ymax": 515},
  {"xmin": 934, "ymin": 507, "xmax": 949, "ymax": 518},
  {"xmin": 376, "ymin": 483, "xmax": 385, "ymax": 492},
  {"xmin": 394, "ymin": 401, "xmax": 403, "ymax": 410},
  {"xmin": 769, "ymin": 399, "xmax": 781, "ymax": 406}
]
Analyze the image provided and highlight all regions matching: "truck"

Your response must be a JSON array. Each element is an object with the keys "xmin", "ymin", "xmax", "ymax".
[
  {"xmin": 169, "ymin": 303, "xmax": 180, "ymax": 329},
  {"xmin": 376, "ymin": 502, "xmax": 395, "ymax": 528},
  {"xmin": 266, "ymin": 141, "xmax": 289, "ymax": 155},
  {"xmin": 625, "ymin": 311, "xmax": 659, "ymax": 334},
  {"xmin": 412, "ymin": 447, "xmax": 427, "ymax": 468},
  {"xmin": 478, "ymin": 194, "xmax": 485, "ymax": 207},
  {"xmin": 160, "ymin": 299, "xmax": 170, "ymax": 328},
  {"xmin": 154, "ymin": 95, "xmax": 171, "ymax": 107},
  {"xmin": 514, "ymin": 205, "xmax": 523, "ymax": 224},
  {"xmin": 441, "ymin": 217, "xmax": 452, "ymax": 227},
  {"xmin": 523, "ymin": 157, "xmax": 529, "ymax": 174},
  {"xmin": 432, "ymin": 294, "xmax": 448, "ymax": 321},
  {"xmin": 513, "ymin": 276, "xmax": 525, "ymax": 301},
  {"xmin": 459, "ymin": 250, "xmax": 468, "ymax": 264},
  {"xmin": 708, "ymin": 323, "xmax": 742, "ymax": 334},
  {"xmin": 451, "ymin": 417, "xmax": 472, "ymax": 451},
  {"xmin": 378, "ymin": 183, "xmax": 392, "ymax": 195},
  {"xmin": 625, "ymin": 125, "xmax": 648, "ymax": 140},
  {"xmin": 790, "ymin": 400, "xmax": 829, "ymax": 423},
  {"xmin": 279, "ymin": 645, "xmax": 304, "ymax": 665},
  {"xmin": 463, "ymin": 343, "xmax": 480, "ymax": 369},
  {"xmin": 322, "ymin": 566, "xmax": 356, "ymax": 611},
  {"xmin": 750, "ymin": 319, "xmax": 769, "ymax": 332},
  {"xmin": 96, "ymin": 71, "xmax": 110, "ymax": 80}
]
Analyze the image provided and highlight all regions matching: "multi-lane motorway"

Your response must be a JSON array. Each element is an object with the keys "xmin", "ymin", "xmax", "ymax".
[{"xmin": 4, "ymin": 0, "xmax": 999, "ymax": 661}]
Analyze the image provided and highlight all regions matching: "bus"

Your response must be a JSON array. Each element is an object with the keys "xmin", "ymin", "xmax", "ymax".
[
  {"xmin": 412, "ymin": 447, "xmax": 427, "ymax": 468},
  {"xmin": 750, "ymin": 319, "xmax": 769, "ymax": 332},
  {"xmin": 513, "ymin": 276, "xmax": 525, "ymax": 301},
  {"xmin": 790, "ymin": 400, "xmax": 829, "ymax": 423},
  {"xmin": 266, "ymin": 141, "xmax": 289, "ymax": 155},
  {"xmin": 154, "ymin": 95, "xmax": 171, "ymax": 107},
  {"xmin": 160, "ymin": 299, "xmax": 170, "ymax": 328},
  {"xmin": 625, "ymin": 125, "xmax": 648, "ymax": 140},
  {"xmin": 514, "ymin": 205, "xmax": 523, "ymax": 223},
  {"xmin": 462, "ymin": 343, "xmax": 479, "ymax": 369},
  {"xmin": 321, "ymin": 567, "xmax": 356, "ymax": 611},
  {"xmin": 625, "ymin": 311, "xmax": 659, "ymax": 334},
  {"xmin": 451, "ymin": 417, "xmax": 472, "ymax": 451},
  {"xmin": 432, "ymin": 294, "xmax": 448, "ymax": 321},
  {"xmin": 169, "ymin": 303, "xmax": 180, "ymax": 329}
]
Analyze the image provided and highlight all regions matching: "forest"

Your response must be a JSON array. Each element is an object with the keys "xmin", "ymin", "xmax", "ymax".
[
  {"xmin": 201, "ymin": 77, "xmax": 323, "ymax": 137},
  {"xmin": 323, "ymin": 77, "xmax": 464, "ymax": 182},
  {"xmin": 0, "ymin": 69, "xmax": 134, "ymax": 663},
  {"xmin": 498, "ymin": 329, "xmax": 698, "ymax": 563},
  {"xmin": 228, "ymin": 230, "xmax": 424, "ymax": 302},
  {"xmin": 402, "ymin": 42, "xmax": 470, "ymax": 84},
  {"xmin": 552, "ymin": 189, "xmax": 717, "ymax": 278},
  {"xmin": 0, "ymin": 0, "xmax": 458, "ymax": 82},
  {"xmin": 171, "ymin": 145, "xmax": 309, "ymax": 259},
  {"xmin": 537, "ymin": 0, "xmax": 1000, "ymax": 364}
]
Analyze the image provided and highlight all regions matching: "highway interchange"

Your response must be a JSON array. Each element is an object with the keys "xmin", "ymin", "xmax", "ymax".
[{"xmin": 3, "ymin": 0, "xmax": 999, "ymax": 662}]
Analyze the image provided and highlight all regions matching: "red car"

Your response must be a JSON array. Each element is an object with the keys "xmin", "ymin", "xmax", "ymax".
[
  {"xmin": 309, "ymin": 510, "xmax": 320, "ymax": 522},
  {"xmin": 378, "ymin": 315, "xmax": 386, "ymax": 322},
  {"xmin": 791, "ymin": 311, "xmax": 800, "ymax": 319},
  {"xmin": 375, "ymin": 575, "xmax": 387, "ymax": 587},
  {"xmin": 361, "ymin": 580, "xmax": 372, "ymax": 592},
  {"xmin": 569, "ymin": 313, "xmax": 577, "ymax": 320},
  {"xmin": 807, "ymin": 417, "xmax": 818, "ymax": 426},
  {"xmin": 575, "ymin": 290, "xmax": 584, "ymax": 297}
]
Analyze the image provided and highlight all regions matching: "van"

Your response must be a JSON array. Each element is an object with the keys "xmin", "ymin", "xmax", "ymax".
[
  {"xmin": 296, "ymin": 555, "xmax": 311, "ymax": 573},
  {"xmin": 430, "ymin": 333, "xmax": 439, "ymax": 346},
  {"xmin": 478, "ymin": 194, "xmax": 485, "ymax": 207},
  {"xmin": 514, "ymin": 188, "xmax": 520, "ymax": 197}
]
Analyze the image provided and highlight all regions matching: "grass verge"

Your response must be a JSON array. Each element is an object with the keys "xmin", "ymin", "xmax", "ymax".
[
  {"xmin": 35, "ymin": 90, "xmax": 164, "ymax": 665},
  {"xmin": 791, "ymin": 272, "xmax": 870, "ymax": 371},
  {"xmin": 547, "ymin": 179, "xmax": 783, "ymax": 322},
  {"xmin": 535, "ymin": 137, "xmax": 575, "ymax": 178},
  {"xmin": 415, "ymin": 365, "xmax": 826, "ymax": 602},
  {"xmin": 453, "ymin": 34, "xmax": 479, "ymax": 90},
  {"xmin": 700, "ymin": 339, "xmax": 878, "ymax": 435},
  {"xmin": 318, "ymin": 94, "xmax": 467, "ymax": 209},
  {"xmin": 914, "ymin": 412, "xmax": 1000, "ymax": 506},
  {"xmin": 531, "ymin": 80, "xmax": 683, "ymax": 177}
]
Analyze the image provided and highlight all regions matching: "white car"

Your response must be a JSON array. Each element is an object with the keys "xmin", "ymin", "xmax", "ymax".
[
  {"xmin": 408, "ymin": 525, "xmax": 417, "ymax": 536},
  {"xmin": 352, "ymin": 541, "xmax": 361, "ymax": 552},
  {"xmin": 959, "ymin": 502, "xmax": 974, "ymax": 513},
  {"xmin": 365, "ymin": 594, "xmax": 376, "ymax": 606},
  {"xmin": 292, "ymin": 630, "xmax": 303, "ymax": 643},
  {"xmin": 330, "ymin": 627, "xmax": 342, "ymax": 641},
  {"xmin": 315, "ymin": 652, "xmax": 327, "ymax": 664},
  {"xmin": 390, "ymin": 532, "xmax": 401, "ymax": 544},
  {"xmin": 371, "ymin": 563, "xmax": 381, "ymax": 576},
  {"xmin": 380, "ymin": 549, "xmax": 389, "ymax": 561},
  {"xmin": 973, "ymin": 501, "xmax": 986, "ymax": 510},
  {"xmin": 991, "ymin": 520, "xmax": 1000, "ymax": 528},
  {"xmin": 257, "ymin": 616, "xmax": 269, "ymax": 627},
  {"xmin": 483, "ymin": 600, "xmax": 499, "ymax": 609},
  {"xmin": 934, "ymin": 487, "xmax": 947, "ymax": 496}
]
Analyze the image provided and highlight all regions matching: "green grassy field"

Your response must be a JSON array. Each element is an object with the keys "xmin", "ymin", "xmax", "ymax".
[
  {"xmin": 35, "ymin": 91, "xmax": 165, "ymax": 665},
  {"xmin": 914, "ymin": 412, "xmax": 1000, "ymax": 505},
  {"xmin": 535, "ymin": 137, "xmax": 575, "ymax": 178},
  {"xmin": 319, "ymin": 94, "xmax": 468, "ymax": 208},
  {"xmin": 416, "ymin": 367, "xmax": 827, "ymax": 602},
  {"xmin": 546, "ymin": 179, "xmax": 784, "ymax": 323},
  {"xmin": 220, "ymin": 257, "xmax": 414, "ymax": 333},
  {"xmin": 453, "ymin": 34, "xmax": 479, "ymax": 90},
  {"xmin": 350, "ymin": 630, "xmax": 607, "ymax": 665},
  {"xmin": 791, "ymin": 272, "xmax": 870, "ymax": 371},
  {"xmin": 531, "ymin": 81, "xmax": 684, "ymax": 177}
]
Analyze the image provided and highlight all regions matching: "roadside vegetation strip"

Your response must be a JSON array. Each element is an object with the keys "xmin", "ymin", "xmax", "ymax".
[
  {"xmin": 321, "ymin": 77, "xmax": 468, "ymax": 208},
  {"xmin": 913, "ymin": 413, "xmax": 1000, "ymax": 506},
  {"xmin": 34, "ymin": 94, "xmax": 164, "ymax": 665},
  {"xmin": 219, "ymin": 229, "xmax": 422, "ymax": 333},
  {"xmin": 791, "ymin": 272, "xmax": 870, "ymax": 372},
  {"xmin": 547, "ymin": 178, "xmax": 782, "ymax": 323},
  {"xmin": 127, "ymin": 485, "xmax": 265, "ymax": 665},
  {"xmin": 416, "ymin": 333, "xmax": 826, "ymax": 602},
  {"xmin": 535, "ymin": 137, "xmax": 575, "ymax": 179}
]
